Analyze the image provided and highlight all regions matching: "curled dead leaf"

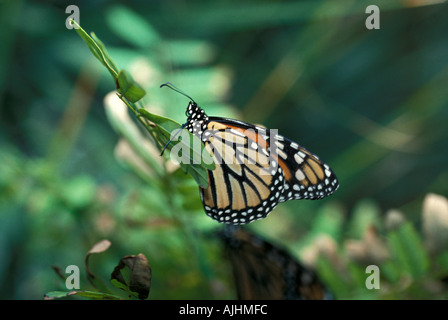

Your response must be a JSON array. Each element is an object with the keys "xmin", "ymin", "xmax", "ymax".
[
  {"xmin": 85, "ymin": 239, "xmax": 112, "ymax": 288},
  {"xmin": 111, "ymin": 253, "xmax": 152, "ymax": 300}
]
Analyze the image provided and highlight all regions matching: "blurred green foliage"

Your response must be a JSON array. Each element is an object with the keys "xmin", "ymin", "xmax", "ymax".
[{"xmin": 1, "ymin": 0, "xmax": 448, "ymax": 300}]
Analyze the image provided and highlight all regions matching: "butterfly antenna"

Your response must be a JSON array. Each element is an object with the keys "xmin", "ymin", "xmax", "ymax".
[
  {"xmin": 160, "ymin": 122, "xmax": 187, "ymax": 156},
  {"xmin": 160, "ymin": 82, "xmax": 196, "ymax": 103},
  {"xmin": 159, "ymin": 82, "xmax": 195, "ymax": 156}
]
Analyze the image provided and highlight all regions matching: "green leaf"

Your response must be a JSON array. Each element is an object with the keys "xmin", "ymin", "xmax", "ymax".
[
  {"xmin": 116, "ymin": 70, "xmax": 146, "ymax": 103},
  {"xmin": 73, "ymin": 21, "xmax": 213, "ymax": 188},
  {"xmin": 138, "ymin": 109, "xmax": 215, "ymax": 188},
  {"xmin": 90, "ymin": 32, "xmax": 120, "ymax": 73},
  {"xmin": 387, "ymin": 222, "xmax": 429, "ymax": 279},
  {"xmin": 71, "ymin": 20, "xmax": 118, "ymax": 79},
  {"xmin": 435, "ymin": 251, "xmax": 448, "ymax": 278},
  {"xmin": 347, "ymin": 262, "xmax": 368, "ymax": 289},
  {"xmin": 380, "ymin": 260, "xmax": 402, "ymax": 284},
  {"xmin": 72, "ymin": 21, "xmax": 146, "ymax": 103},
  {"xmin": 74, "ymin": 291, "xmax": 122, "ymax": 300},
  {"xmin": 44, "ymin": 290, "xmax": 121, "ymax": 300},
  {"xmin": 138, "ymin": 110, "xmax": 184, "ymax": 148},
  {"xmin": 72, "ymin": 20, "xmax": 102, "ymax": 63},
  {"xmin": 315, "ymin": 255, "xmax": 349, "ymax": 299},
  {"xmin": 178, "ymin": 163, "xmax": 211, "ymax": 190},
  {"xmin": 346, "ymin": 199, "xmax": 382, "ymax": 239},
  {"xmin": 138, "ymin": 109, "xmax": 214, "ymax": 169},
  {"xmin": 110, "ymin": 279, "xmax": 129, "ymax": 292},
  {"xmin": 44, "ymin": 291, "xmax": 71, "ymax": 300}
]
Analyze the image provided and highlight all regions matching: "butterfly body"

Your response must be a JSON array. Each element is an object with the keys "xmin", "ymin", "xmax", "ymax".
[{"xmin": 183, "ymin": 101, "xmax": 339, "ymax": 225}]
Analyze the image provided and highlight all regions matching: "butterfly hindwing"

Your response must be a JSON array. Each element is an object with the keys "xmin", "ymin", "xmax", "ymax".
[{"xmin": 272, "ymin": 134, "xmax": 339, "ymax": 202}]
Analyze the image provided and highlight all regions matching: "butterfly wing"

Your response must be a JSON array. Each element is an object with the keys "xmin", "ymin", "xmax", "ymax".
[
  {"xmin": 200, "ymin": 118, "xmax": 284, "ymax": 224},
  {"xmin": 183, "ymin": 101, "xmax": 338, "ymax": 225},
  {"xmin": 219, "ymin": 226, "xmax": 332, "ymax": 300}
]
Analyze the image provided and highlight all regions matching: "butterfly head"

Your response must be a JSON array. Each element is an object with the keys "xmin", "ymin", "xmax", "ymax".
[
  {"xmin": 185, "ymin": 101, "xmax": 209, "ymax": 136},
  {"xmin": 159, "ymin": 82, "xmax": 209, "ymax": 136}
]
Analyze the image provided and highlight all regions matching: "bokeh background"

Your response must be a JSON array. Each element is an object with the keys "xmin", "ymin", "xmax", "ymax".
[{"xmin": 1, "ymin": 0, "xmax": 448, "ymax": 299}]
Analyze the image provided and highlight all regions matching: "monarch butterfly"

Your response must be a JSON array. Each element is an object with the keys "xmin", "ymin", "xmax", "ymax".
[
  {"xmin": 161, "ymin": 83, "xmax": 339, "ymax": 224},
  {"xmin": 218, "ymin": 226, "xmax": 332, "ymax": 300}
]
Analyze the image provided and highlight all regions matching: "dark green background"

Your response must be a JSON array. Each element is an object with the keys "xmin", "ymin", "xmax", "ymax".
[{"xmin": 1, "ymin": 0, "xmax": 447, "ymax": 299}]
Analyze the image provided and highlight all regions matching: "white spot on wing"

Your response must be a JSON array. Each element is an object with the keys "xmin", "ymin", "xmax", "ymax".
[
  {"xmin": 230, "ymin": 128, "xmax": 246, "ymax": 137},
  {"xmin": 277, "ymin": 148, "xmax": 287, "ymax": 160},
  {"xmin": 294, "ymin": 153, "xmax": 304, "ymax": 164},
  {"xmin": 275, "ymin": 140, "xmax": 284, "ymax": 149},
  {"xmin": 295, "ymin": 169, "xmax": 306, "ymax": 181}
]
